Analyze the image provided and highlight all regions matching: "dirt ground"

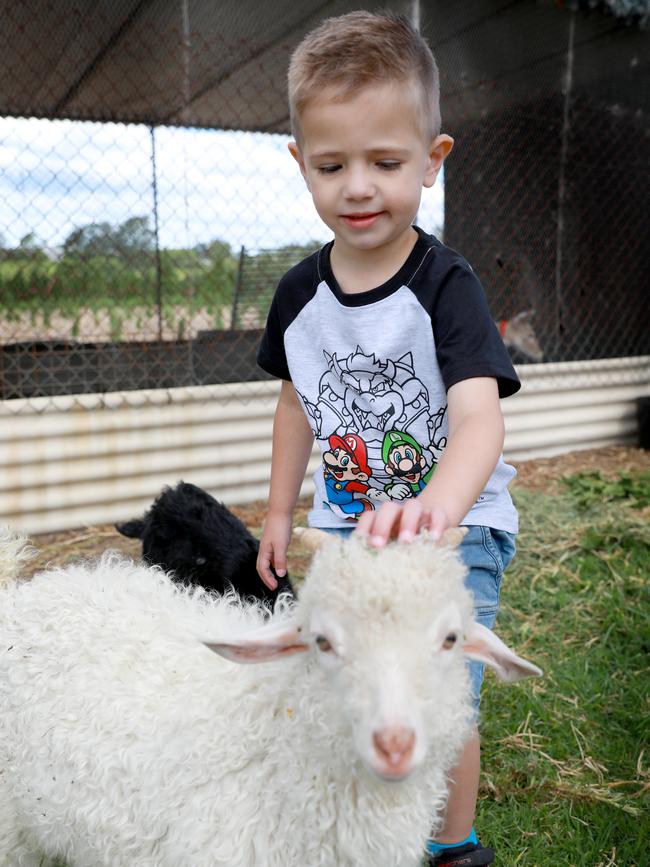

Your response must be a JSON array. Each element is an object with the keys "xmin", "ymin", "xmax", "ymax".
[
  {"xmin": 505, "ymin": 443, "xmax": 650, "ymax": 492},
  {"xmin": 21, "ymin": 444, "xmax": 649, "ymax": 579}
]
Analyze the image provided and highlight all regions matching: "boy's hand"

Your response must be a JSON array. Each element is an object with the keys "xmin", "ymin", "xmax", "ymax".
[
  {"xmin": 257, "ymin": 511, "xmax": 293, "ymax": 590},
  {"xmin": 354, "ymin": 500, "xmax": 449, "ymax": 547}
]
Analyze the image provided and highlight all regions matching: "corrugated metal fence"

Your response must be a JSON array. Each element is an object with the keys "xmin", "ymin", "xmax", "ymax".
[{"xmin": 2, "ymin": 355, "xmax": 648, "ymax": 535}]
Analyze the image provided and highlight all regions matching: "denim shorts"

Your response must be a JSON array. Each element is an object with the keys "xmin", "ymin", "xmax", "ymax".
[{"xmin": 320, "ymin": 524, "xmax": 516, "ymax": 714}]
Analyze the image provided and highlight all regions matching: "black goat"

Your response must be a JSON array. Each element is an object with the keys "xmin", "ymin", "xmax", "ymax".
[{"xmin": 116, "ymin": 482, "xmax": 294, "ymax": 607}]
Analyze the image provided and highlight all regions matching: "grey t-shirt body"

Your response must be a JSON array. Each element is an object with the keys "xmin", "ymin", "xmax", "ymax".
[{"xmin": 258, "ymin": 227, "xmax": 521, "ymax": 533}]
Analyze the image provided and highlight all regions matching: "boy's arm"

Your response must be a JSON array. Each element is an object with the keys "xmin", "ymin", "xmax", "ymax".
[
  {"xmin": 356, "ymin": 377, "xmax": 505, "ymax": 545},
  {"xmin": 257, "ymin": 379, "xmax": 315, "ymax": 588}
]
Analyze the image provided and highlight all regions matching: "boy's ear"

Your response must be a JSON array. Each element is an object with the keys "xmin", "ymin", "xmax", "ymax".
[
  {"xmin": 424, "ymin": 133, "xmax": 454, "ymax": 188},
  {"xmin": 288, "ymin": 140, "xmax": 309, "ymax": 189}
]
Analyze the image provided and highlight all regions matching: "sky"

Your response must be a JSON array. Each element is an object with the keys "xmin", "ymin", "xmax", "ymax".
[{"xmin": 0, "ymin": 116, "xmax": 445, "ymax": 254}]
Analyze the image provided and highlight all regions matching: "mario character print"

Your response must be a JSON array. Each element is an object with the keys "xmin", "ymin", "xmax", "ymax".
[{"xmin": 322, "ymin": 433, "xmax": 387, "ymax": 520}]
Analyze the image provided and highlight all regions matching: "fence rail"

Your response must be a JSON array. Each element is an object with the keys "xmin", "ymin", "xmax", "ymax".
[{"xmin": 1, "ymin": 356, "xmax": 647, "ymax": 534}]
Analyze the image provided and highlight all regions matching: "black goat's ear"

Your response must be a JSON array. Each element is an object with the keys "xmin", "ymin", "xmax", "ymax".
[{"xmin": 115, "ymin": 519, "xmax": 146, "ymax": 539}]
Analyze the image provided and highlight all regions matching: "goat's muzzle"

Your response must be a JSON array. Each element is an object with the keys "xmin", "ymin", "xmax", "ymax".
[{"xmin": 371, "ymin": 726, "xmax": 417, "ymax": 781}]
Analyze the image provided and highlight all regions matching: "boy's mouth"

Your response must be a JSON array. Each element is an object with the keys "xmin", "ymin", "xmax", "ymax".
[{"xmin": 341, "ymin": 212, "xmax": 384, "ymax": 228}]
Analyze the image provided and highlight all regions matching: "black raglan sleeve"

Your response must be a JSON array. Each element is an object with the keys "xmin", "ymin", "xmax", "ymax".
[
  {"xmin": 256, "ymin": 251, "xmax": 322, "ymax": 382},
  {"xmin": 257, "ymin": 287, "xmax": 291, "ymax": 381},
  {"xmin": 431, "ymin": 258, "xmax": 521, "ymax": 398}
]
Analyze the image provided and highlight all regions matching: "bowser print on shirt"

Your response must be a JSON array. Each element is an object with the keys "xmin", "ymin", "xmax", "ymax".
[{"xmin": 299, "ymin": 345, "xmax": 446, "ymax": 521}]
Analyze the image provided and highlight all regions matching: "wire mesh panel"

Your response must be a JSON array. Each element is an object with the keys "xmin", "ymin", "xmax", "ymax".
[
  {"xmin": 428, "ymin": 0, "xmax": 650, "ymax": 366},
  {"xmin": 0, "ymin": 122, "xmax": 301, "ymax": 400},
  {"xmin": 0, "ymin": 0, "xmax": 648, "ymax": 411}
]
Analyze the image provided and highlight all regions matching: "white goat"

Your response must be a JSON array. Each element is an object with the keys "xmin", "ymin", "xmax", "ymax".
[{"xmin": 0, "ymin": 526, "xmax": 540, "ymax": 867}]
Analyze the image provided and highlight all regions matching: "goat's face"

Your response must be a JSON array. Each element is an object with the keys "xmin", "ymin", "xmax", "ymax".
[
  {"xmin": 142, "ymin": 527, "xmax": 217, "ymax": 581},
  {"xmin": 203, "ymin": 533, "xmax": 542, "ymax": 783},
  {"xmin": 304, "ymin": 599, "xmax": 472, "ymax": 781},
  {"xmin": 117, "ymin": 482, "xmax": 259, "ymax": 593},
  {"xmin": 503, "ymin": 310, "xmax": 544, "ymax": 361}
]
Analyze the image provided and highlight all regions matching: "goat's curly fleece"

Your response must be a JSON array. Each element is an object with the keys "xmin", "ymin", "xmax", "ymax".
[
  {"xmin": 0, "ymin": 527, "xmax": 35, "ymax": 582},
  {"xmin": 0, "ymin": 531, "xmax": 476, "ymax": 867}
]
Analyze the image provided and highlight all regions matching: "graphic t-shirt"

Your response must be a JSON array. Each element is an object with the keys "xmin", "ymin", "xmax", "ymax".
[{"xmin": 257, "ymin": 227, "xmax": 521, "ymax": 533}]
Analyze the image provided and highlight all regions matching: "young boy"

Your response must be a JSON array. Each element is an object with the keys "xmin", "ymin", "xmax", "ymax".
[{"xmin": 256, "ymin": 11, "xmax": 520, "ymax": 866}]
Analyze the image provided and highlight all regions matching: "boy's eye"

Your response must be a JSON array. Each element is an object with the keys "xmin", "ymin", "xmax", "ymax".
[
  {"xmin": 377, "ymin": 161, "xmax": 401, "ymax": 171},
  {"xmin": 318, "ymin": 164, "xmax": 341, "ymax": 174}
]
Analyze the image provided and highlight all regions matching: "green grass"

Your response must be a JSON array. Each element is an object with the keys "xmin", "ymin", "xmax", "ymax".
[{"xmin": 476, "ymin": 474, "xmax": 650, "ymax": 865}]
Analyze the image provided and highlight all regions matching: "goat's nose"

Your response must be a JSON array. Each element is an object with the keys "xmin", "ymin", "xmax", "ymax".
[{"xmin": 372, "ymin": 726, "xmax": 416, "ymax": 766}]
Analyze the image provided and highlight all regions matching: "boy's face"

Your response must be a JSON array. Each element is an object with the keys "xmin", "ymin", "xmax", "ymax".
[{"xmin": 289, "ymin": 82, "xmax": 452, "ymax": 259}]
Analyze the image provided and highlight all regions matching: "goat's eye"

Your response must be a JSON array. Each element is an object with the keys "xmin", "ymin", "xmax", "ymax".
[
  {"xmin": 315, "ymin": 635, "xmax": 333, "ymax": 653},
  {"xmin": 442, "ymin": 633, "xmax": 457, "ymax": 650}
]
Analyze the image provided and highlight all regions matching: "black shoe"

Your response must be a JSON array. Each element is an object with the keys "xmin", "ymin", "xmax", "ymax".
[{"xmin": 425, "ymin": 841, "xmax": 495, "ymax": 866}]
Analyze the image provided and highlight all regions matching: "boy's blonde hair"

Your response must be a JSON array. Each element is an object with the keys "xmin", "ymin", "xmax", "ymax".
[{"xmin": 288, "ymin": 11, "xmax": 441, "ymax": 142}]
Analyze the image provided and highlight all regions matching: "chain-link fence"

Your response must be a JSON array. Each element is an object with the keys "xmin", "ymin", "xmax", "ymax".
[
  {"xmin": 1, "ymin": 0, "xmax": 648, "ymax": 409},
  {"xmin": 437, "ymin": 0, "xmax": 649, "ymax": 366}
]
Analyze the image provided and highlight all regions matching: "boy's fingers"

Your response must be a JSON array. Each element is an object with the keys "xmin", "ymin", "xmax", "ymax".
[
  {"xmin": 261, "ymin": 566, "xmax": 278, "ymax": 590},
  {"xmin": 273, "ymin": 554, "xmax": 287, "ymax": 579},
  {"xmin": 367, "ymin": 502, "xmax": 403, "ymax": 547},
  {"xmin": 353, "ymin": 511, "xmax": 374, "ymax": 537},
  {"xmin": 397, "ymin": 499, "xmax": 424, "ymax": 542},
  {"xmin": 427, "ymin": 506, "xmax": 450, "ymax": 541},
  {"xmin": 257, "ymin": 544, "xmax": 278, "ymax": 590},
  {"xmin": 338, "ymin": 503, "xmax": 450, "ymax": 546},
  {"xmin": 398, "ymin": 502, "xmax": 449, "ymax": 542}
]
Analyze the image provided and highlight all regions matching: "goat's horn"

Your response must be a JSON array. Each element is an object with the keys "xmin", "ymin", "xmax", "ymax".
[
  {"xmin": 293, "ymin": 527, "xmax": 331, "ymax": 551},
  {"xmin": 437, "ymin": 527, "xmax": 468, "ymax": 549}
]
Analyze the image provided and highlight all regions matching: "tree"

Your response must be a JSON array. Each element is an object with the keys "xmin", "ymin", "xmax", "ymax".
[
  {"xmin": 63, "ymin": 222, "xmax": 113, "ymax": 257},
  {"xmin": 63, "ymin": 217, "xmax": 155, "ymax": 259},
  {"xmin": 112, "ymin": 217, "xmax": 155, "ymax": 257},
  {"xmin": 9, "ymin": 233, "xmax": 47, "ymax": 262}
]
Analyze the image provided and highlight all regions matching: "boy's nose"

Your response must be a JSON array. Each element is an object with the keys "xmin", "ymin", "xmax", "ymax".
[{"xmin": 342, "ymin": 167, "xmax": 374, "ymax": 200}]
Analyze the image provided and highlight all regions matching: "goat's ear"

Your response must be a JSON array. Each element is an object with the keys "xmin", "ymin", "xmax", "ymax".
[
  {"xmin": 115, "ymin": 519, "xmax": 145, "ymax": 539},
  {"xmin": 202, "ymin": 620, "xmax": 309, "ymax": 664},
  {"xmin": 462, "ymin": 621, "xmax": 542, "ymax": 682}
]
